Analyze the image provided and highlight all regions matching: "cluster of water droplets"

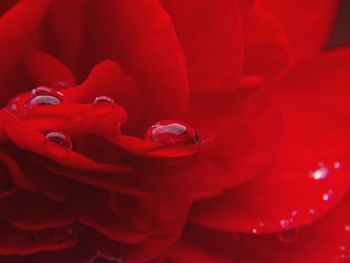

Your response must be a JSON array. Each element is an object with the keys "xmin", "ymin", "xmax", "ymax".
[
  {"xmin": 6, "ymin": 85, "xmax": 200, "ymax": 149},
  {"xmin": 309, "ymin": 161, "xmax": 342, "ymax": 203}
]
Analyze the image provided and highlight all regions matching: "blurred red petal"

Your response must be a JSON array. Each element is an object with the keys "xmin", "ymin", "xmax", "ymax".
[
  {"xmin": 255, "ymin": 0, "xmax": 339, "ymax": 58},
  {"xmin": 25, "ymin": 50, "xmax": 76, "ymax": 87},
  {"xmin": 161, "ymin": 0, "xmax": 243, "ymax": 95},
  {"xmin": 0, "ymin": 0, "xmax": 50, "ymax": 102},
  {"xmin": 242, "ymin": 10, "xmax": 290, "ymax": 79}
]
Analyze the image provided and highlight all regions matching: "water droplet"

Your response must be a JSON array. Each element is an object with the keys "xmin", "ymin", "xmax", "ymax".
[
  {"xmin": 278, "ymin": 228, "xmax": 298, "ymax": 243},
  {"xmin": 28, "ymin": 88, "xmax": 63, "ymax": 110},
  {"xmin": 145, "ymin": 120, "xmax": 200, "ymax": 146},
  {"xmin": 94, "ymin": 96, "xmax": 115, "ymax": 104},
  {"xmin": 334, "ymin": 162, "xmax": 341, "ymax": 169},
  {"xmin": 291, "ymin": 210, "xmax": 300, "ymax": 217},
  {"xmin": 322, "ymin": 189, "xmax": 335, "ymax": 202},
  {"xmin": 344, "ymin": 225, "xmax": 350, "ymax": 233},
  {"xmin": 31, "ymin": 86, "xmax": 52, "ymax": 95},
  {"xmin": 45, "ymin": 131, "xmax": 73, "ymax": 150},
  {"xmin": 308, "ymin": 208, "xmax": 317, "ymax": 216},
  {"xmin": 310, "ymin": 163, "xmax": 329, "ymax": 180}
]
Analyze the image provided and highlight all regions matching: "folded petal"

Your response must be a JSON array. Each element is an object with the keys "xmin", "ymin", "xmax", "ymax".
[
  {"xmin": 25, "ymin": 49, "xmax": 76, "ymax": 87},
  {"xmin": 0, "ymin": 222, "xmax": 77, "ymax": 255},
  {"xmin": 78, "ymin": 0, "xmax": 190, "ymax": 126},
  {"xmin": 63, "ymin": 60, "xmax": 142, "ymax": 130}
]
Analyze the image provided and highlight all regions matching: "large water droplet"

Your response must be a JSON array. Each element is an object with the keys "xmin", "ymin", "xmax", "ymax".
[
  {"xmin": 145, "ymin": 120, "xmax": 200, "ymax": 146},
  {"xmin": 45, "ymin": 131, "xmax": 73, "ymax": 150},
  {"xmin": 28, "ymin": 87, "xmax": 63, "ymax": 110},
  {"xmin": 94, "ymin": 96, "xmax": 115, "ymax": 104}
]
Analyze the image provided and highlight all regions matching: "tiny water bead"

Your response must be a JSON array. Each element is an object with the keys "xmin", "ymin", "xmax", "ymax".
[
  {"xmin": 322, "ymin": 189, "xmax": 335, "ymax": 202},
  {"xmin": 251, "ymin": 222, "xmax": 266, "ymax": 234},
  {"xmin": 145, "ymin": 120, "xmax": 200, "ymax": 146},
  {"xmin": 94, "ymin": 96, "xmax": 115, "ymax": 104},
  {"xmin": 45, "ymin": 131, "xmax": 73, "ymax": 150}
]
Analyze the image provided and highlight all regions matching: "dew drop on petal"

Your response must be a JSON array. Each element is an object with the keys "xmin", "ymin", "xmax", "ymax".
[
  {"xmin": 251, "ymin": 222, "xmax": 266, "ymax": 235},
  {"xmin": 308, "ymin": 208, "xmax": 317, "ymax": 216},
  {"xmin": 145, "ymin": 120, "xmax": 200, "ymax": 146},
  {"xmin": 334, "ymin": 162, "xmax": 341, "ymax": 169},
  {"xmin": 344, "ymin": 224, "xmax": 350, "ymax": 233},
  {"xmin": 28, "ymin": 88, "xmax": 63, "ymax": 110},
  {"xmin": 94, "ymin": 96, "xmax": 115, "ymax": 104},
  {"xmin": 322, "ymin": 189, "xmax": 335, "ymax": 202},
  {"xmin": 45, "ymin": 131, "xmax": 73, "ymax": 150},
  {"xmin": 309, "ymin": 162, "xmax": 329, "ymax": 180},
  {"xmin": 31, "ymin": 86, "xmax": 53, "ymax": 95}
]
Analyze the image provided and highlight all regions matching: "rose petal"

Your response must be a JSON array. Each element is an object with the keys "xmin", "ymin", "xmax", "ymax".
[
  {"xmin": 42, "ymin": 0, "xmax": 86, "ymax": 72},
  {"xmin": 63, "ymin": 60, "xmax": 142, "ymax": 130},
  {"xmin": 0, "ymin": 192, "xmax": 74, "ymax": 231},
  {"xmin": 77, "ymin": 0, "xmax": 189, "ymax": 127},
  {"xmin": 0, "ymin": 222, "xmax": 77, "ymax": 255},
  {"xmin": 25, "ymin": 49, "xmax": 76, "ymax": 87},
  {"xmin": 190, "ymin": 51, "xmax": 350, "ymax": 233},
  {"xmin": 161, "ymin": 0, "xmax": 243, "ymax": 95},
  {"xmin": 189, "ymin": 89, "xmax": 283, "ymax": 199},
  {"xmin": 0, "ymin": 152, "xmax": 36, "ymax": 192},
  {"xmin": 75, "ymin": 193, "xmax": 146, "ymax": 244},
  {"xmin": 254, "ymin": 0, "xmax": 339, "ymax": 58},
  {"xmin": 176, "ymin": 193, "xmax": 350, "ymax": 263},
  {"xmin": 36, "ymin": 237, "xmax": 96, "ymax": 263},
  {"xmin": 242, "ymin": 10, "xmax": 291, "ymax": 79},
  {"xmin": 0, "ymin": 0, "xmax": 50, "ymax": 102},
  {"xmin": 1, "ymin": 110, "xmax": 131, "ymax": 173},
  {"xmin": 94, "ymin": 230, "xmax": 180, "ymax": 263},
  {"xmin": 168, "ymin": 225, "xmax": 239, "ymax": 263}
]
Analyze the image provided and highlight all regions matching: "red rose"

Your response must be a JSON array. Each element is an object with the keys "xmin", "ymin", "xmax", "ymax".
[{"xmin": 0, "ymin": 0, "xmax": 347, "ymax": 262}]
